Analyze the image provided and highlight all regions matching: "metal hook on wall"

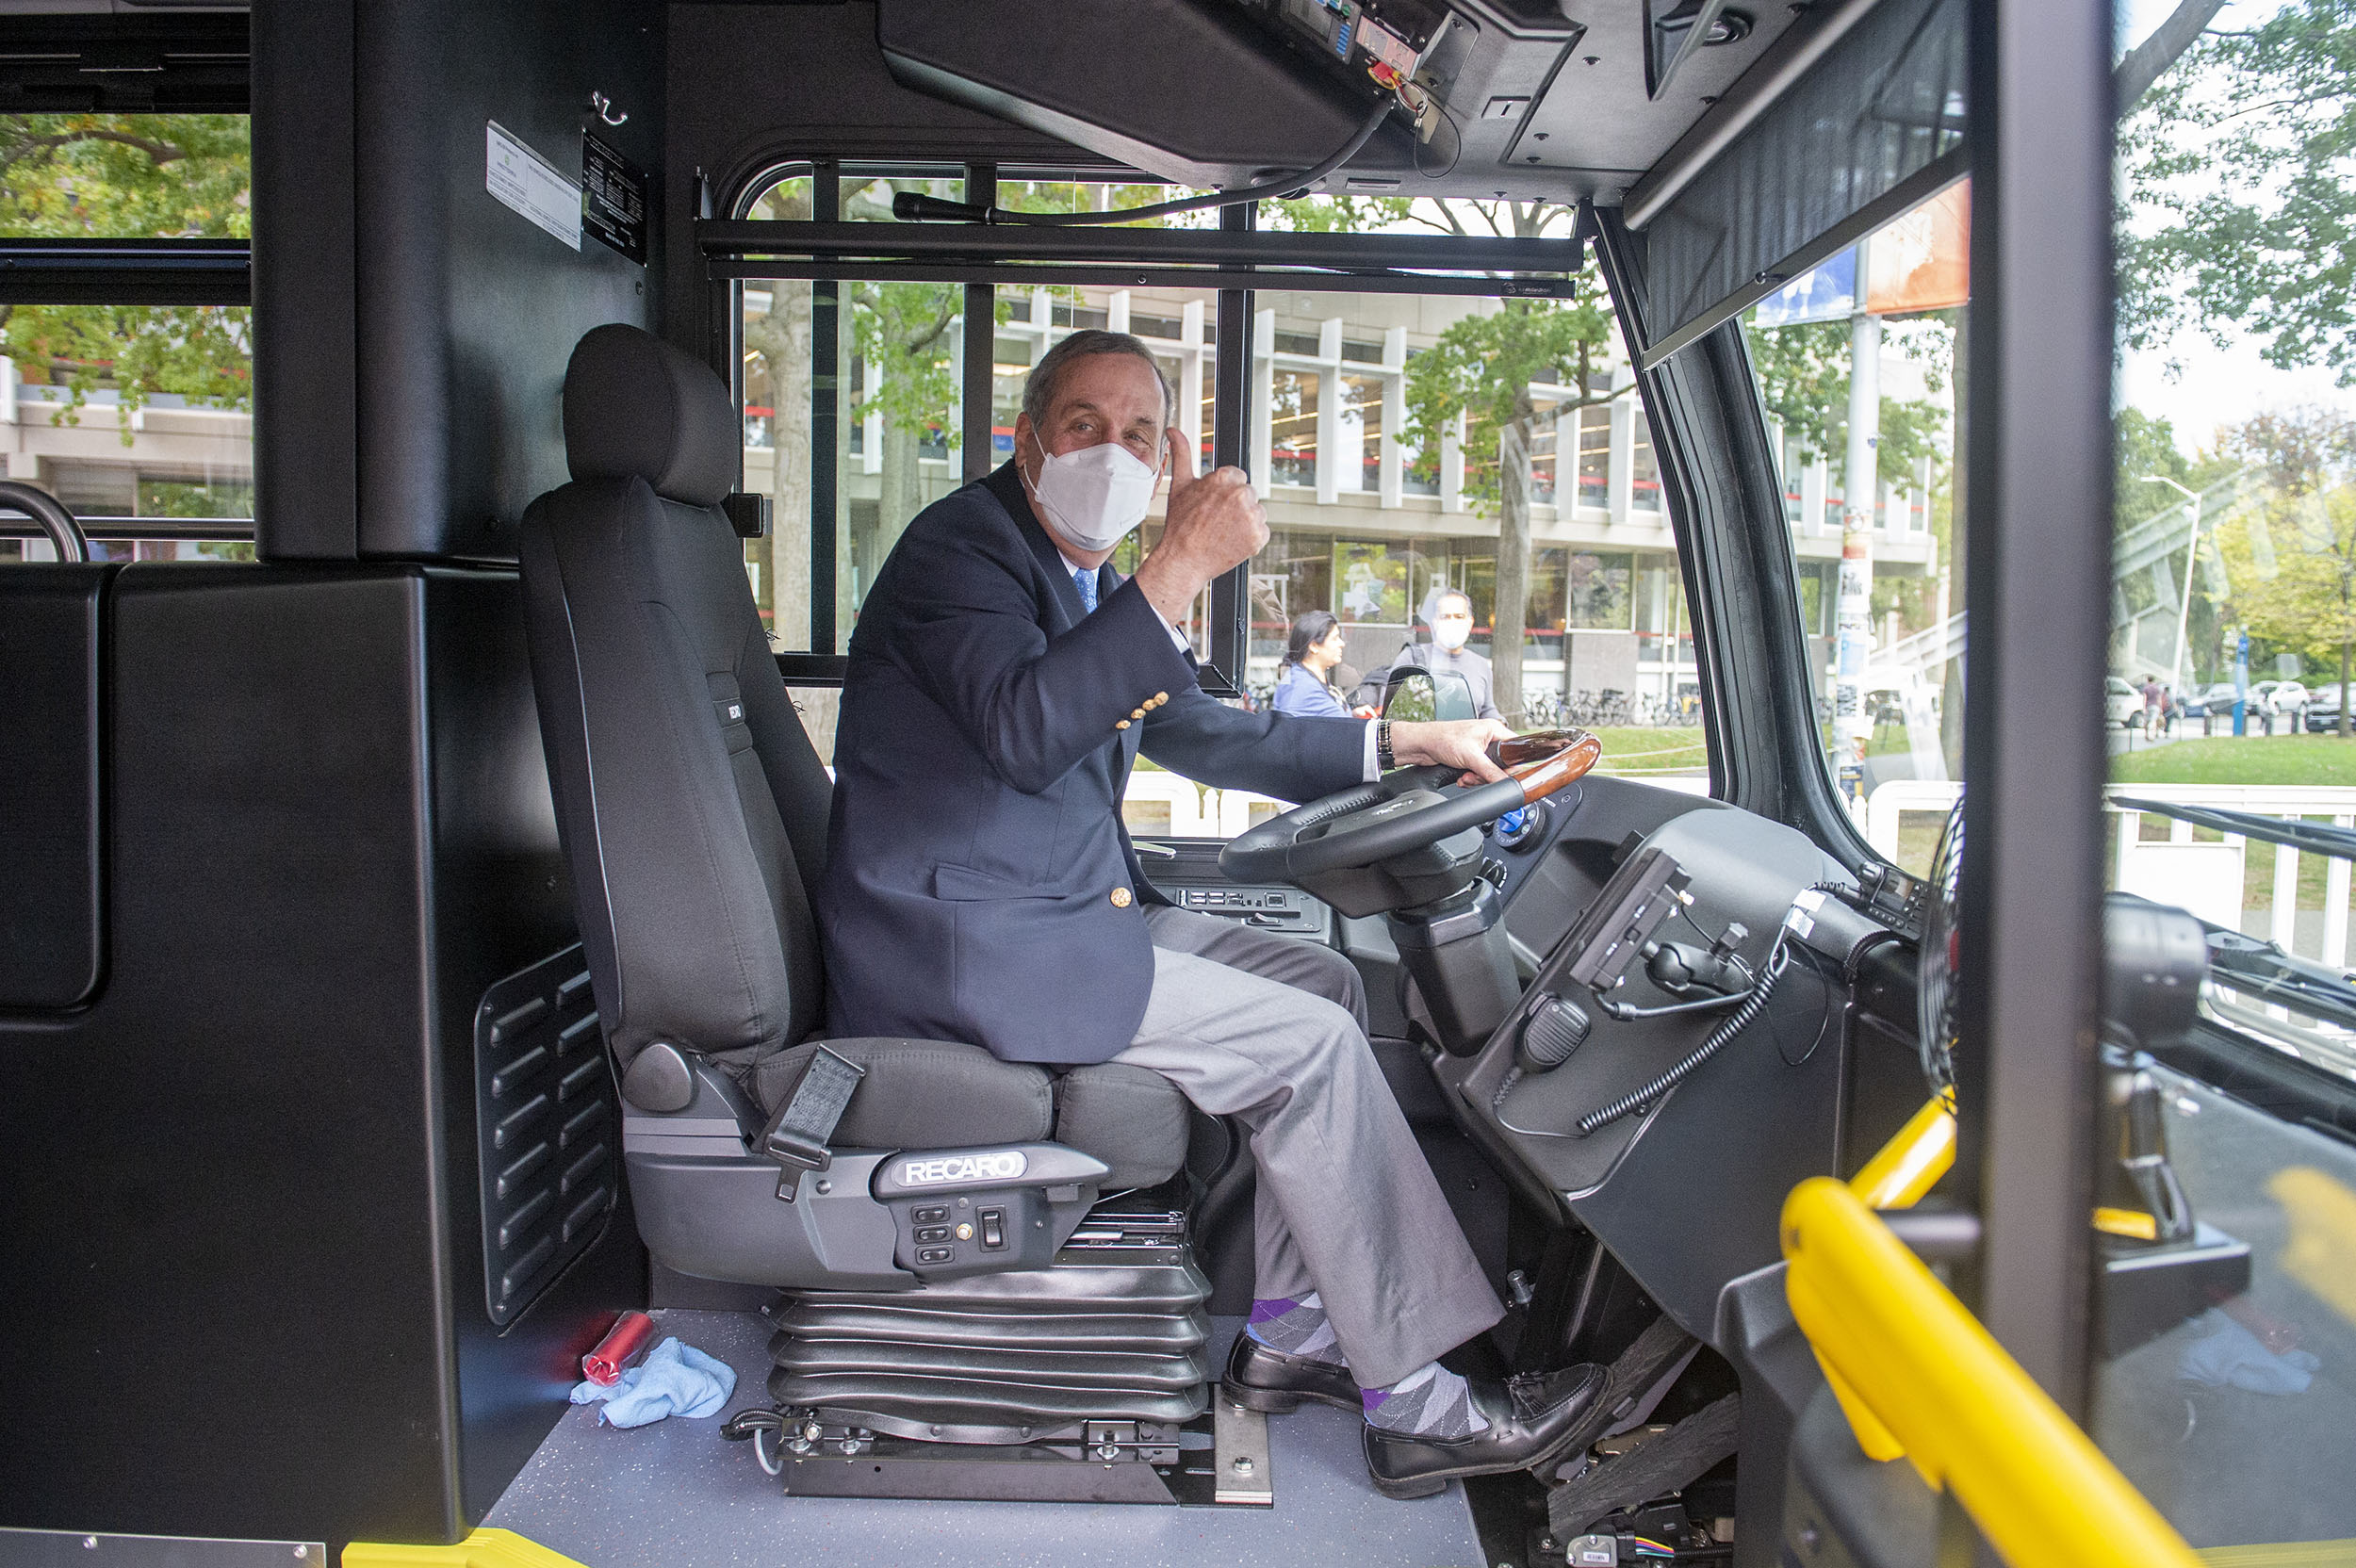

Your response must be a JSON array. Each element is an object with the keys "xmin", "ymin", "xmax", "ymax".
[{"xmin": 589, "ymin": 90, "xmax": 627, "ymax": 127}]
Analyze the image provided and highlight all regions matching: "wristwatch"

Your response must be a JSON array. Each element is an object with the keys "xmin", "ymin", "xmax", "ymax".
[{"xmin": 1376, "ymin": 719, "xmax": 1396, "ymax": 772}]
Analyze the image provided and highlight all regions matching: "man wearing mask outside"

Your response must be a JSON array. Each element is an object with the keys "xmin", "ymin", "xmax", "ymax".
[
  {"xmin": 1389, "ymin": 587, "xmax": 1503, "ymax": 721},
  {"xmin": 820, "ymin": 330, "xmax": 1606, "ymax": 1498}
]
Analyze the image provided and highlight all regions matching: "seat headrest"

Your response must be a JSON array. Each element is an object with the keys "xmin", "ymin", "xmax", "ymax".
[{"xmin": 562, "ymin": 322, "xmax": 737, "ymax": 509}]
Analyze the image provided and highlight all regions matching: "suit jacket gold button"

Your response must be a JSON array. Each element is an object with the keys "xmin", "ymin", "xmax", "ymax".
[
  {"xmin": 1153, "ymin": 692, "xmax": 1169, "ymax": 704},
  {"xmin": 1115, "ymin": 719, "xmax": 1130, "ymax": 729},
  {"xmin": 1110, "ymin": 887, "xmax": 1133, "ymax": 908},
  {"xmin": 1131, "ymin": 707, "xmax": 1146, "ymax": 720}
]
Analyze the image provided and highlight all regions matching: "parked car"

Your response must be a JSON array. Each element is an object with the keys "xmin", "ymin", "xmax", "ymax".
[
  {"xmin": 2253, "ymin": 679, "xmax": 2312, "ymax": 719},
  {"xmin": 2303, "ymin": 685, "xmax": 2348, "ymax": 732},
  {"xmin": 2178, "ymin": 682, "xmax": 2240, "ymax": 730},
  {"xmin": 2105, "ymin": 677, "xmax": 2144, "ymax": 729}
]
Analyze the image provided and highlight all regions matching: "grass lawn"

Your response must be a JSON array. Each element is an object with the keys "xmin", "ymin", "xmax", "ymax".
[
  {"xmin": 1585, "ymin": 727, "xmax": 1709, "ymax": 776},
  {"xmin": 2111, "ymin": 735, "xmax": 2356, "ymax": 786}
]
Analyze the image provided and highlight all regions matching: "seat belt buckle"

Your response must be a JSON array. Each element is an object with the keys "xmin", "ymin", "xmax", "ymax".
[{"xmin": 760, "ymin": 1044, "xmax": 866, "ymax": 1202}]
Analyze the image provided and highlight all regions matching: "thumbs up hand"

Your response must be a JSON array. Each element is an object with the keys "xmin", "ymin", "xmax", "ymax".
[{"xmin": 1133, "ymin": 428, "xmax": 1268, "ymax": 625}]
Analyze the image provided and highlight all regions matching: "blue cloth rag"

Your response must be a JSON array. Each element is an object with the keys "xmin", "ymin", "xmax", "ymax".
[
  {"xmin": 2178, "ymin": 1308, "xmax": 2319, "ymax": 1396},
  {"xmin": 570, "ymin": 1335, "xmax": 737, "ymax": 1428}
]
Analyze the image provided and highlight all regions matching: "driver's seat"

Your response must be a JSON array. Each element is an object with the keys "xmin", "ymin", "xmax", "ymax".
[{"xmin": 518, "ymin": 323, "xmax": 1205, "ymax": 1435}]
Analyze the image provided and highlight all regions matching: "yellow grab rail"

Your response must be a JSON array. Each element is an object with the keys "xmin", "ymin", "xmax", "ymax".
[
  {"xmin": 1781, "ymin": 1176, "xmax": 2201, "ymax": 1568},
  {"xmin": 344, "ymin": 1529, "xmax": 588, "ymax": 1568},
  {"xmin": 1848, "ymin": 1089, "xmax": 1956, "ymax": 1212}
]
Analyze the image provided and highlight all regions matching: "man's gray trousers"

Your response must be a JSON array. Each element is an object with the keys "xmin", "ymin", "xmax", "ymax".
[{"xmin": 1110, "ymin": 906, "xmax": 1504, "ymax": 1390}]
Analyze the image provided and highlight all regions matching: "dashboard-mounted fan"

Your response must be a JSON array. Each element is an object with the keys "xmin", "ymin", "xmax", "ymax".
[{"xmin": 1916, "ymin": 795, "xmax": 1964, "ymax": 1093}]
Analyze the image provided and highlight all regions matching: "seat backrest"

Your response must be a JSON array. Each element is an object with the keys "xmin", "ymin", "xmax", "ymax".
[{"xmin": 520, "ymin": 323, "xmax": 833, "ymax": 1081}]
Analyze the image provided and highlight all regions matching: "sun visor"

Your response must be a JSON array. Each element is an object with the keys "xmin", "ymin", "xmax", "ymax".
[
  {"xmin": 1628, "ymin": 0, "xmax": 1966, "ymax": 366},
  {"xmin": 875, "ymin": 0, "xmax": 1422, "ymax": 188}
]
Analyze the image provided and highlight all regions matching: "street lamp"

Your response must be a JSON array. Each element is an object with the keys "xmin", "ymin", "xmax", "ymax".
[{"xmin": 2140, "ymin": 474, "xmax": 2203, "ymax": 712}]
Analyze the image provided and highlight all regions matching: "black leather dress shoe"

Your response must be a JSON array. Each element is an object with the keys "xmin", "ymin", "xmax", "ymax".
[
  {"xmin": 1362, "ymin": 1364, "xmax": 1607, "ymax": 1500},
  {"xmin": 1220, "ymin": 1330, "xmax": 1361, "ymax": 1414}
]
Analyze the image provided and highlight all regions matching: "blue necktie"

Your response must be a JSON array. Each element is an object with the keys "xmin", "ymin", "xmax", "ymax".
[{"xmin": 1072, "ymin": 566, "xmax": 1098, "ymax": 615}]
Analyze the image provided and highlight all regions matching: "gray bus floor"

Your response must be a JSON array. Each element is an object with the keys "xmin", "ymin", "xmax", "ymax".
[{"xmin": 486, "ymin": 1308, "xmax": 1488, "ymax": 1568}]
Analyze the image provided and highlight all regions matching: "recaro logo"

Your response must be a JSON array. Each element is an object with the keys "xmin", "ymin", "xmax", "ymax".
[{"xmin": 900, "ymin": 1151, "xmax": 1028, "ymax": 1186}]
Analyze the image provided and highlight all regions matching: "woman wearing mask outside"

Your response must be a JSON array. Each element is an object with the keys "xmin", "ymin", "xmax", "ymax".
[{"xmin": 1272, "ymin": 610, "xmax": 1374, "ymax": 718}]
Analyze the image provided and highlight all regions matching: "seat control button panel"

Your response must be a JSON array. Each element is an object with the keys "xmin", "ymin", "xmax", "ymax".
[
  {"xmin": 979, "ymin": 1208, "xmax": 1006, "ymax": 1250},
  {"xmin": 911, "ymin": 1205, "xmax": 949, "ymax": 1224},
  {"xmin": 915, "ymin": 1246, "xmax": 955, "ymax": 1265},
  {"xmin": 913, "ymin": 1225, "xmax": 951, "ymax": 1243}
]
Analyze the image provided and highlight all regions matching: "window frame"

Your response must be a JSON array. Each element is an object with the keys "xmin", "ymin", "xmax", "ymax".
[
  {"xmin": 0, "ymin": 237, "xmax": 257, "ymax": 554},
  {"xmin": 706, "ymin": 163, "xmax": 1591, "ymax": 688}
]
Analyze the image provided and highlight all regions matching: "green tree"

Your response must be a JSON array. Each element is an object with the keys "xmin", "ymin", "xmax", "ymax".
[
  {"xmin": 2212, "ymin": 409, "xmax": 2356, "ymax": 734},
  {"xmin": 1742, "ymin": 316, "xmax": 1951, "ymax": 487},
  {"xmin": 2217, "ymin": 486, "xmax": 2356, "ymax": 736},
  {"xmin": 2120, "ymin": 0, "xmax": 2356, "ymax": 384},
  {"xmin": 1402, "ymin": 288, "xmax": 1612, "ymax": 721},
  {"xmin": 0, "ymin": 115, "xmax": 251, "ymax": 436},
  {"xmin": 1281, "ymin": 195, "xmax": 1595, "ymax": 723},
  {"xmin": 742, "ymin": 179, "xmax": 814, "ymax": 646}
]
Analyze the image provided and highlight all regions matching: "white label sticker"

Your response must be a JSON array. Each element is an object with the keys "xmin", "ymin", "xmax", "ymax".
[{"xmin": 484, "ymin": 121, "xmax": 581, "ymax": 251}]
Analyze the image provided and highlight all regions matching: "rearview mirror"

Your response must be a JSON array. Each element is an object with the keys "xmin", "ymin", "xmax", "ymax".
[{"xmin": 1382, "ymin": 669, "xmax": 1475, "ymax": 723}]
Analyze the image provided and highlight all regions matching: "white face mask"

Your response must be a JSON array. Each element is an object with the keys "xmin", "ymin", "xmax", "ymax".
[
  {"xmin": 1432, "ymin": 613, "xmax": 1473, "ymax": 653},
  {"xmin": 1025, "ymin": 431, "xmax": 1161, "ymax": 554}
]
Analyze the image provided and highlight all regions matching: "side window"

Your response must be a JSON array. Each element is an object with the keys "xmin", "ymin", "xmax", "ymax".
[
  {"xmin": 0, "ymin": 115, "xmax": 253, "ymax": 562},
  {"xmin": 1743, "ymin": 185, "xmax": 1966, "ymax": 875}
]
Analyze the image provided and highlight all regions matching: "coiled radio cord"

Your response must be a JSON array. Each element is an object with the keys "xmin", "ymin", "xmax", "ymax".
[{"xmin": 1573, "ymin": 942, "xmax": 1792, "ymax": 1136}]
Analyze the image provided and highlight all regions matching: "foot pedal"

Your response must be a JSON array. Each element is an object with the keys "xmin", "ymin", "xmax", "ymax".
[{"xmin": 1213, "ymin": 1396, "xmax": 1273, "ymax": 1506}]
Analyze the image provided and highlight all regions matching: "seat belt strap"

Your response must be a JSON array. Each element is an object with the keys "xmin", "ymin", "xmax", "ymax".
[{"xmin": 760, "ymin": 1045, "xmax": 867, "ymax": 1201}]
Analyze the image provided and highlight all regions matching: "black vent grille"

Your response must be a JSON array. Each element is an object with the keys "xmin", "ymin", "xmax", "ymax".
[{"xmin": 475, "ymin": 945, "xmax": 615, "ymax": 1326}]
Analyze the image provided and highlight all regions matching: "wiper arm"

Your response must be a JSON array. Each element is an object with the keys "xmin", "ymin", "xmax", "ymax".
[
  {"xmin": 2205, "ymin": 930, "xmax": 2356, "ymax": 1031},
  {"xmin": 2113, "ymin": 796, "xmax": 2356, "ymax": 862}
]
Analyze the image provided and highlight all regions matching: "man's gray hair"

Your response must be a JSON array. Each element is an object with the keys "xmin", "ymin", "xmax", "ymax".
[{"xmin": 1022, "ymin": 329, "xmax": 1177, "ymax": 433}]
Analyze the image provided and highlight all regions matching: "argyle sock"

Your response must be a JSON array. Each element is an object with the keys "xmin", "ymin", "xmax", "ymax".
[
  {"xmin": 1244, "ymin": 1292, "xmax": 1347, "ymax": 1365},
  {"xmin": 1363, "ymin": 1362, "xmax": 1489, "ymax": 1440}
]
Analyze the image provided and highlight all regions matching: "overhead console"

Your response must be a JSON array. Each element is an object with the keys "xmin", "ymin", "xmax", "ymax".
[{"xmin": 874, "ymin": 0, "xmax": 1431, "ymax": 189}]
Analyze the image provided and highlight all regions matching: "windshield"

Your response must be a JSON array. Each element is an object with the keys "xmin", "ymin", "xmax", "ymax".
[{"xmin": 2087, "ymin": 0, "xmax": 2356, "ymax": 1548}]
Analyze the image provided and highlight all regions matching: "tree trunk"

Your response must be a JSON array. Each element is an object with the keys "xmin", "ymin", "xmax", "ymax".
[
  {"xmin": 876, "ymin": 416, "xmax": 923, "ymax": 584},
  {"xmin": 2328, "ymin": 630, "xmax": 2347, "ymax": 734},
  {"xmin": 1495, "ymin": 400, "xmax": 1533, "ymax": 725},
  {"xmin": 767, "ymin": 281, "xmax": 813, "ymax": 648},
  {"xmin": 2115, "ymin": 0, "xmax": 2226, "ymax": 115},
  {"xmin": 834, "ymin": 312, "xmax": 858, "ymax": 654}
]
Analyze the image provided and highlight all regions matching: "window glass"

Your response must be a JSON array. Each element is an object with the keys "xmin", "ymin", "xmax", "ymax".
[
  {"xmin": 1230, "ymin": 197, "xmax": 1702, "ymax": 796},
  {"xmin": 737, "ymin": 168, "xmax": 968, "ymax": 657},
  {"xmin": 0, "ymin": 114, "xmax": 253, "ymax": 564},
  {"xmin": 1269, "ymin": 369, "xmax": 1317, "ymax": 487},
  {"xmin": 2089, "ymin": 5, "xmax": 2356, "ymax": 1544},
  {"xmin": 728, "ymin": 184, "xmax": 1710, "ymax": 821},
  {"xmin": 1745, "ymin": 192, "xmax": 1964, "ymax": 868}
]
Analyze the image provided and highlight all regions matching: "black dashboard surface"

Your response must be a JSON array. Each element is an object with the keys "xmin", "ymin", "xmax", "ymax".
[{"xmin": 1436, "ymin": 778, "xmax": 1868, "ymax": 1341}]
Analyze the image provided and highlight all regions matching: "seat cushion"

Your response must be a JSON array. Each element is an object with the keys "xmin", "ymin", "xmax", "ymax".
[
  {"xmin": 757, "ymin": 1038, "xmax": 1054, "ymax": 1151},
  {"xmin": 1053, "ymin": 1063, "xmax": 1189, "ymax": 1188}
]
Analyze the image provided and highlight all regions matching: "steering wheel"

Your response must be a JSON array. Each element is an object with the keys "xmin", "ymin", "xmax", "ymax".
[{"xmin": 1219, "ymin": 730, "xmax": 1603, "ymax": 888}]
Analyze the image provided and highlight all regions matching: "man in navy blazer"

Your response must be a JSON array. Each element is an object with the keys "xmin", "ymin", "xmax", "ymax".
[{"xmin": 821, "ymin": 331, "xmax": 1606, "ymax": 1494}]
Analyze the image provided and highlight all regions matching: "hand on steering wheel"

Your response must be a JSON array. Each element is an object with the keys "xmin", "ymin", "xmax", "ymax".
[
  {"xmin": 1219, "ymin": 728, "xmax": 1605, "ymax": 889},
  {"xmin": 1390, "ymin": 717, "xmax": 1516, "ymax": 785}
]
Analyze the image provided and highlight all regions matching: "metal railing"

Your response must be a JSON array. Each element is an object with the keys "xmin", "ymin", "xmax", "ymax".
[{"xmin": 1866, "ymin": 780, "xmax": 2356, "ymax": 969}]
